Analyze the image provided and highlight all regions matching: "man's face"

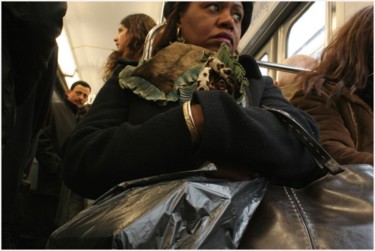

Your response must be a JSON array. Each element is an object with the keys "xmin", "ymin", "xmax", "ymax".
[{"xmin": 66, "ymin": 85, "xmax": 91, "ymax": 108}]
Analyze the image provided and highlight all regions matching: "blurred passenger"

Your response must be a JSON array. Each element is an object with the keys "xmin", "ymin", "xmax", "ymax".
[
  {"xmin": 61, "ymin": 2, "xmax": 323, "ymax": 202},
  {"xmin": 102, "ymin": 13, "xmax": 156, "ymax": 81},
  {"xmin": 275, "ymin": 54, "xmax": 318, "ymax": 100},
  {"xmin": 291, "ymin": 5, "xmax": 373, "ymax": 165},
  {"xmin": 44, "ymin": 81, "xmax": 91, "ymax": 225},
  {"xmin": 2, "ymin": 2, "xmax": 67, "ymax": 248},
  {"xmin": 17, "ymin": 81, "xmax": 91, "ymax": 248}
]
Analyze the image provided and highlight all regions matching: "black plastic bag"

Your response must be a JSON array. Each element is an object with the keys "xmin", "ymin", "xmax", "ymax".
[{"xmin": 47, "ymin": 164, "xmax": 267, "ymax": 249}]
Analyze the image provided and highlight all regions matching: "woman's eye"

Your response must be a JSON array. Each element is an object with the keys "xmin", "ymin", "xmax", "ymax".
[
  {"xmin": 207, "ymin": 4, "xmax": 220, "ymax": 12},
  {"xmin": 232, "ymin": 13, "xmax": 242, "ymax": 22}
]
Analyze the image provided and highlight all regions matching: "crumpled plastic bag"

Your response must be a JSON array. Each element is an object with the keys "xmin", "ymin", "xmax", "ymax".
[{"xmin": 47, "ymin": 164, "xmax": 268, "ymax": 249}]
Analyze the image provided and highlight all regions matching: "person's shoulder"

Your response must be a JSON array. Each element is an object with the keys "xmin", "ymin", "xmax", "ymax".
[
  {"xmin": 238, "ymin": 54, "xmax": 262, "ymax": 80},
  {"xmin": 51, "ymin": 100, "xmax": 65, "ymax": 108},
  {"xmin": 116, "ymin": 58, "xmax": 138, "ymax": 68},
  {"xmin": 52, "ymin": 99, "xmax": 75, "ymax": 112},
  {"xmin": 112, "ymin": 59, "xmax": 138, "ymax": 77},
  {"xmin": 249, "ymin": 75, "xmax": 274, "ymax": 86}
]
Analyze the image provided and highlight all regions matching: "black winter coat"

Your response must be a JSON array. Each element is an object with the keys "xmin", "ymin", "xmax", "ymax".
[
  {"xmin": 62, "ymin": 53, "xmax": 321, "ymax": 199},
  {"xmin": 2, "ymin": 3, "xmax": 67, "ymax": 247}
]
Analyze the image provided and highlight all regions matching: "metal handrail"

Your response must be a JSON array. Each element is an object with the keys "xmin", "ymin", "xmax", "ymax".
[
  {"xmin": 256, "ymin": 60, "xmax": 311, "ymax": 73},
  {"xmin": 140, "ymin": 21, "xmax": 166, "ymax": 63},
  {"xmin": 141, "ymin": 21, "xmax": 311, "ymax": 74}
]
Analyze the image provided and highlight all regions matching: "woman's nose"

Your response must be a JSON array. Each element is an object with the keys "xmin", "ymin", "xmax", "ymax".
[{"xmin": 218, "ymin": 11, "xmax": 235, "ymax": 29}]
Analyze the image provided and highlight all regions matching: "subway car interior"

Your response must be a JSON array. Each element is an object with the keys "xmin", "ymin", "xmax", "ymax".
[
  {"xmin": 3, "ymin": 1, "xmax": 373, "ymax": 249},
  {"xmin": 56, "ymin": 1, "xmax": 373, "ymax": 100}
]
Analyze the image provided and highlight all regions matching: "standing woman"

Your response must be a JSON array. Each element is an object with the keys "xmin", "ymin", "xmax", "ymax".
[
  {"xmin": 102, "ymin": 13, "xmax": 156, "ymax": 81},
  {"xmin": 62, "ymin": 2, "xmax": 323, "ymax": 200},
  {"xmin": 291, "ymin": 5, "xmax": 373, "ymax": 165}
]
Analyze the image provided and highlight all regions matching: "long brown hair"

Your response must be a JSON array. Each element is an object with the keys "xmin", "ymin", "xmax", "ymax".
[
  {"xmin": 298, "ymin": 5, "xmax": 373, "ymax": 100},
  {"xmin": 103, "ymin": 13, "xmax": 156, "ymax": 80},
  {"xmin": 121, "ymin": 13, "xmax": 156, "ymax": 60}
]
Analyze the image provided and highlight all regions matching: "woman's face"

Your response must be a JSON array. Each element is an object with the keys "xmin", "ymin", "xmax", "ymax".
[
  {"xmin": 178, "ymin": 2, "xmax": 244, "ymax": 54},
  {"xmin": 114, "ymin": 24, "xmax": 129, "ymax": 54}
]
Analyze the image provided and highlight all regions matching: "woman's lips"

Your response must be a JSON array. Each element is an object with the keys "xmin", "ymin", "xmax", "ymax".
[
  {"xmin": 212, "ymin": 32, "xmax": 233, "ymax": 46},
  {"xmin": 215, "ymin": 36, "xmax": 232, "ymax": 45}
]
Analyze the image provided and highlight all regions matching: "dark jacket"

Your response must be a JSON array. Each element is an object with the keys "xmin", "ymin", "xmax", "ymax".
[
  {"xmin": 62, "ymin": 44, "xmax": 321, "ymax": 199},
  {"xmin": 291, "ymin": 85, "xmax": 373, "ymax": 165},
  {"xmin": 2, "ymin": 3, "xmax": 67, "ymax": 247},
  {"xmin": 36, "ymin": 97, "xmax": 87, "ymax": 196}
]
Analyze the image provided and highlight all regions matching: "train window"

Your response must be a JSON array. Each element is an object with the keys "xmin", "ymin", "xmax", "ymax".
[
  {"xmin": 259, "ymin": 54, "xmax": 268, "ymax": 76},
  {"xmin": 287, "ymin": 2, "xmax": 325, "ymax": 58},
  {"xmin": 56, "ymin": 28, "xmax": 81, "ymax": 88}
]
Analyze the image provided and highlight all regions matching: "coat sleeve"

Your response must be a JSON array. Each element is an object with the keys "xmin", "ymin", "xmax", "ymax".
[
  {"xmin": 36, "ymin": 125, "xmax": 62, "ymax": 175},
  {"xmin": 291, "ymin": 92, "xmax": 373, "ymax": 165},
  {"xmin": 62, "ymin": 76, "xmax": 200, "ymax": 199},
  {"xmin": 194, "ymin": 76, "xmax": 322, "ymax": 188},
  {"xmin": 62, "ymin": 75, "xmax": 322, "ymax": 199}
]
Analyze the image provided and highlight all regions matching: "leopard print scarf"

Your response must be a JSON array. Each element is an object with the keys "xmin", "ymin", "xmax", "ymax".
[{"xmin": 119, "ymin": 42, "xmax": 249, "ymax": 107}]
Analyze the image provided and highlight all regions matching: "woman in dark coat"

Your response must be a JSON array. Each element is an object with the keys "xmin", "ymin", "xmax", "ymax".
[{"xmin": 62, "ymin": 2, "xmax": 322, "ymax": 199}]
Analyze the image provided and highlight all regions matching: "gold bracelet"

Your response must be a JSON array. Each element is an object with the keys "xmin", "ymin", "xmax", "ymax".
[{"xmin": 183, "ymin": 101, "xmax": 200, "ymax": 144}]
